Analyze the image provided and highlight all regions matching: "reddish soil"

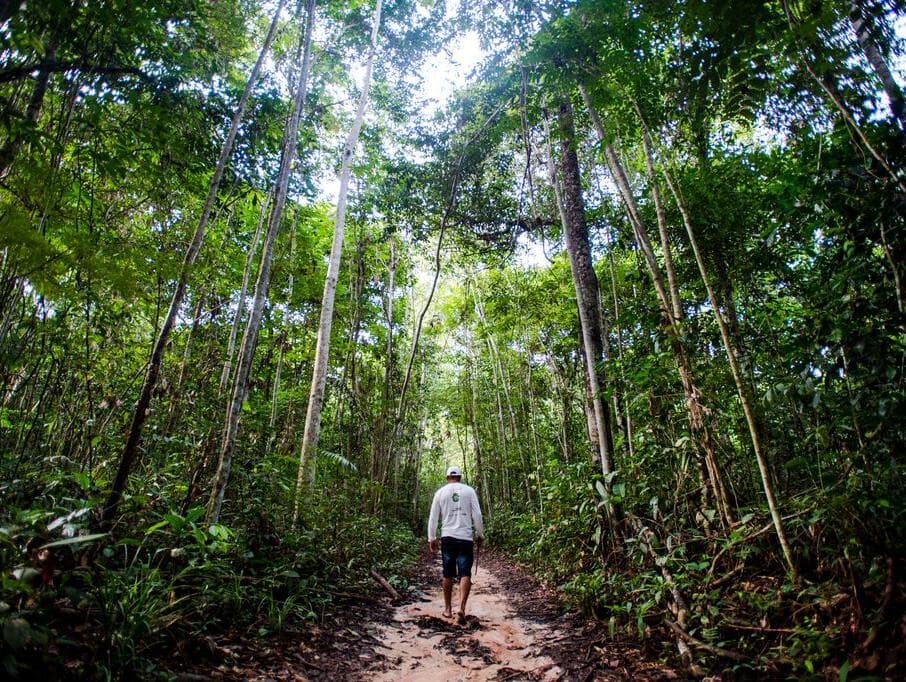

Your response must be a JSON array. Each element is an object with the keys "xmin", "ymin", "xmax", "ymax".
[{"xmin": 165, "ymin": 549, "xmax": 685, "ymax": 681}]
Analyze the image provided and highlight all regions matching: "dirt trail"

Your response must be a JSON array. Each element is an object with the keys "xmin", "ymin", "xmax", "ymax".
[
  {"xmin": 368, "ymin": 567, "xmax": 562, "ymax": 681},
  {"xmin": 167, "ymin": 551, "xmax": 680, "ymax": 680}
]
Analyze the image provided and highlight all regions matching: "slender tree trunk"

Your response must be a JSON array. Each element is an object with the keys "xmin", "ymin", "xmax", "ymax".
[
  {"xmin": 524, "ymin": 349, "xmax": 545, "ymax": 518},
  {"xmin": 781, "ymin": 0, "xmax": 906, "ymax": 194},
  {"xmin": 207, "ymin": 0, "xmax": 315, "ymax": 523},
  {"xmin": 604, "ymin": 227, "xmax": 634, "ymax": 460},
  {"xmin": 268, "ymin": 210, "xmax": 298, "ymax": 447},
  {"xmin": 382, "ymin": 238, "xmax": 399, "ymax": 496},
  {"xmin": 662, "ymin": 167, "xmax": 796, "ymax": 576},
  {"xmin": 221, "ymin": 190, "xmax": 270, "ymax": 396},
  {"xmin": 849, "ymin": 0, "xmax": 906, "ymax": 131},
  {"xmin": 640, "ymin": 113, "xmax": 734, "ymax": 528},
  {"xmin": 166, "ymin": 293, "xmax": 205, "ymax": 432},
  {"xmin": 582, "ymin": 85, "xmax": 733, "ymax": 529},
  {"xmin": 472, "ymin": 282, "xmax": 518, "ymax": 438},
  {"xmin": 388, "ymin": 104, "xmax": 505, "ymax": 462},
  {"xmin": 293, "ymin": 0, "xmax": 381, "ymax": 522},
  {"xmin": 467, "ymin": 351, "xmax": 491, "ymax": 515},
  {"xmin": 637, "ymin": 108, "xmax": 682, "ymax": 323},
  {"xmin": 100, "ymin": 0, "xmax": 289, "ymax": 527}
]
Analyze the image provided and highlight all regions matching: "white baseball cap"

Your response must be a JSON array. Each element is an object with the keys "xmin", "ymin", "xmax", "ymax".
[{"xmin": 446, "ymin": 466, "xmax": 461, "ymax": 477}]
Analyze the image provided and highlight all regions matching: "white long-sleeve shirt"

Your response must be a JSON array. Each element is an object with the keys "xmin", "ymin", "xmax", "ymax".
[{"xmin": 428, "ymin": 482, "xmax": 485, "ymax": 542}]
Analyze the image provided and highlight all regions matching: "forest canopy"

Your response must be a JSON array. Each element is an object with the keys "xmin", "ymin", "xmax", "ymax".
[{"xmin": 0, "ymin": 0, "xmax": 904, "ymax": 678}]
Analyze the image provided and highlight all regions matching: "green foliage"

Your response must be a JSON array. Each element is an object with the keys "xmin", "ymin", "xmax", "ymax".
[
  {"xmin": 0, "ymin": 0, "xmax": 904, "ymax": 678},
  {"xmin": 0, "ymin": 492, "xmax": 418, "ymax": 677}
]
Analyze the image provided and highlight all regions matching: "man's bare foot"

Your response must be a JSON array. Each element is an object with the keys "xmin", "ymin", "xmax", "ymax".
[
  {"xmin": 442, "ymin": 610, "xmax": 452, "ymax": 618},
  {"xmin": 457, "ymin": 611, "xmax": 466, "ymax": 625}
]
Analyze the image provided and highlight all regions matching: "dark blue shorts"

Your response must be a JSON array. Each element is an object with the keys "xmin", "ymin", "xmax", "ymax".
[{"xmin": 441, "ymin": 537, "xmax": 474, "ymax": 579}]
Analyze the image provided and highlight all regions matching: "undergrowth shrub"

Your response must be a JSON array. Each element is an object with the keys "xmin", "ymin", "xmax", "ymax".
[{"xmin": 0, "ymin": 485, "xmax": 419, "ymax": 679}]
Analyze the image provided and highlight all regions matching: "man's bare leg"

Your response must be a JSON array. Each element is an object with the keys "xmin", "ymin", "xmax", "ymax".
[
  {"xmin": 442, "ymin": 577, "xmax": 453, "ymax": 617},
  {"xmin": 457, "ymin": 577, "xmax": 472, "ymax": 622}
]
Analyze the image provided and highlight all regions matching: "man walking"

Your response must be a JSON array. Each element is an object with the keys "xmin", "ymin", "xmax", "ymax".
[{"xmin": 428, "ymin": 466, "xmax": 485, "ymax": 624}]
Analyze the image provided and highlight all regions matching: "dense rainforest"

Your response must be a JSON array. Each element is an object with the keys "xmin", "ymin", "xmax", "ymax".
[{"xmin": 0, "ymin": 0, "xmax": 904, "ymax": 678}]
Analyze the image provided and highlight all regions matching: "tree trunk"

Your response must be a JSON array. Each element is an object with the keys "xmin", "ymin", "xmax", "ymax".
[
  {"xmin": 637, "ymin": 108, "xmax": 682, "ymax": 323},
  {"xmin": 383, "ymin": 237, "xmax": 399, "ymax": 497},
  {"xmin": 582, "ymin": 85, "xmax": 733, "ymax": 529},
  {"xmin": 550, "ymin": 99, "xmax": 615, "ymax": 478},
  {"xmin": 207, "ymin": 0, "xmax": 315, "ymax": 524},
  {"xmin": 604, "ymin": 225, "xmax": 634, "ymax": 460},
  {"xmin": 221, "ymin": 190, "xmax": 270, "ymax": 396},
  {"xmin": 293, "ymin": 0, "xmax": 382, "ymax": 523},
  {"xmin": 388, "ymin": 104, "xmax": 505, "ymax": 464},
  {"xmin": 662, "ymin": 166, "xmax": 796, "ymax": 576},
  {"xmin": 268, "ymin": 209, "xmax": 299, "ymax": 449},
  {"xmin": 101, "ymin": 0, "xmax": 289, "ymax": 528},
  {"xmin": 849, "ymin": 0, "xmax": 906, "ymax": 130},
  {"xmin": 166, "ymin": 293, "xmax": 206, "ymax": 432}
]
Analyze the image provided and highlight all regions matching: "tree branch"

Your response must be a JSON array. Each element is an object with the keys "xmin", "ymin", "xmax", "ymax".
[{"xmin": 0, "ymin": 59, "xmax": 150, "ymax": 84}]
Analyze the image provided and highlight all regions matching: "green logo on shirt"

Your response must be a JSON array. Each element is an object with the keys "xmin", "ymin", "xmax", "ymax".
[{"xmin": 452, "ymin": 493, "xmax": 460, "ymax": 502}]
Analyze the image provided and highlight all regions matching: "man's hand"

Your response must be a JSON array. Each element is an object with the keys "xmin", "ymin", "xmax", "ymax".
[
  {"xmin": 429, "ymin": 539, "xmax": 439, "ymax": 553},
  {"xmin": 475, "ymin": 536, "xmax": 484, "ymax": 548}
]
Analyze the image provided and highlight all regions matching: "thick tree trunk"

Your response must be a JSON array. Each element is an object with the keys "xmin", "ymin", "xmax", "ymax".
[
  {"xmin": 207, "ymin": 0, "xmax": 315, "ymax": 524},
  {"xmin": 293, "ymin": 0, "xmax": 382, "ymax": 522},
  {"xmin": 551, "ymin": 98, "xmax": 615, "ymax": 478},
  {"xmin": 101, "ymin": 0, "xmax": 288, "ymax": 528}
]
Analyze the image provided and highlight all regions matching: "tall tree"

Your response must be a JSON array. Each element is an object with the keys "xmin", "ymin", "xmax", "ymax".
[
  {"xmin": 208, "ymin": 0, "xmax": 316, "ymax": 523},
  {"xmin": 293, "ymin": 0, "xmax": 383, "ymax": 519},
  {"xmin": 101, "ymin": 0, "xmax": 289, "ymax": 527},
  {"xmin": 550, "ymin": 98, "xmax": 615, "ymax": 478}
]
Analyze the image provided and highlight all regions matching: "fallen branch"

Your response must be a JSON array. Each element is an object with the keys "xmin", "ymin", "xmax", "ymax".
[
  {"xmin": 370, "ymin": 567, "xmax": 400, "ymax": 601},
  {"xmin": 721, "ymin": 621, "xmax": 795, "ymax": 635},
  {"xmin": 664, "ymin": 619, "xmax": 750, "ymax": 662},
  {"xmin": 707, "ymin": 564, "xmax": 744, "ymax": 589},
  {"xmin": 296, "ymin": 656, "xmax": 328, "ymax": 672}
]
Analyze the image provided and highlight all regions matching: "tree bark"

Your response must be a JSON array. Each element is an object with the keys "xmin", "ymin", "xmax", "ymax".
[
  {"xmin": 550, "ymin": 98, "xmax": 615, "ymax": 478},
  {"xmin": 207, "ymin": 0, "xmax": 315, "ymax": 523},
  {"xmin": 293, "ymin": 0, "xmax": 382, "ymax": 523},
  {"xmin": 101, "ymin": 0, "xmax": 288, "ymax": 528}
]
